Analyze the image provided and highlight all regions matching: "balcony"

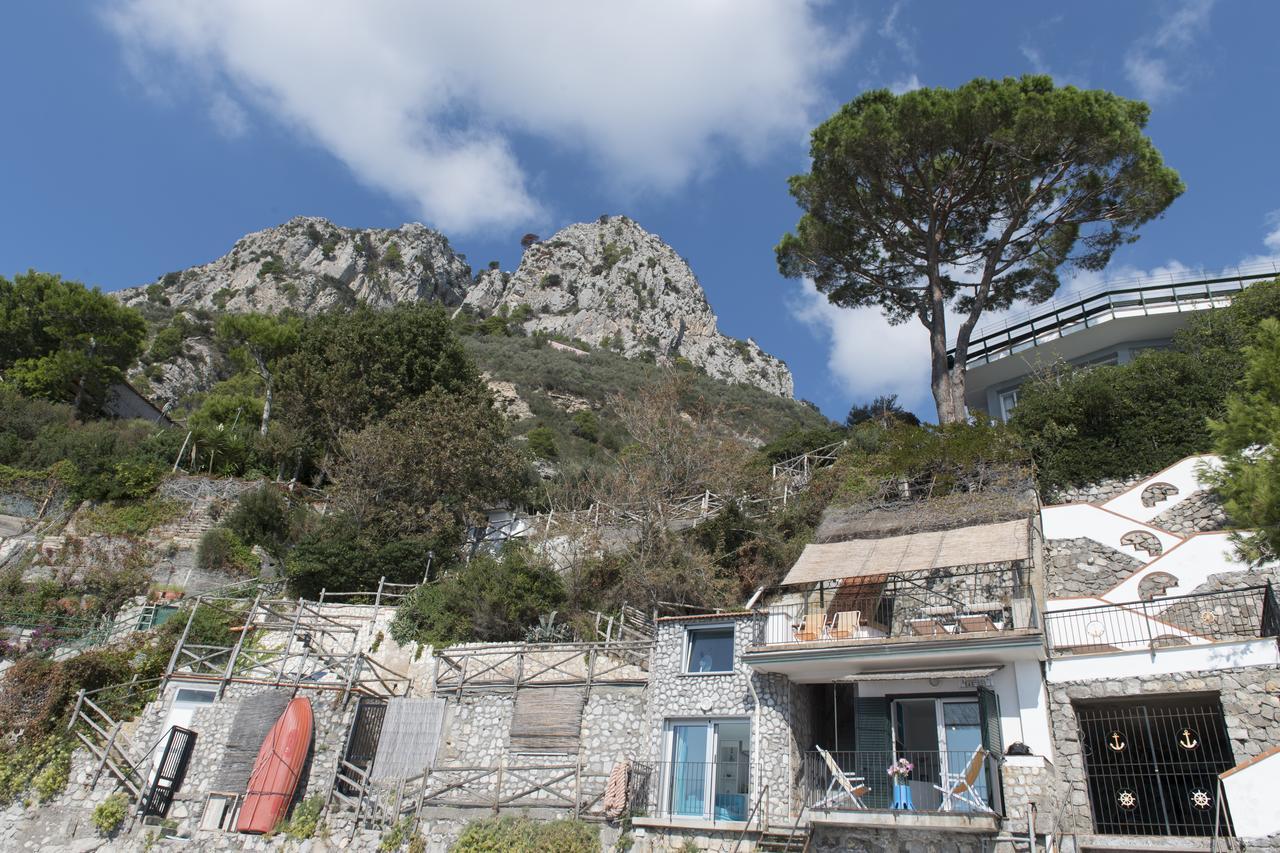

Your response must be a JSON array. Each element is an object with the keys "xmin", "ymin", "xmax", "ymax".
[
  {"xmin": 801, "ymin": 749, "xmax": 1002, "ymax": 833},
  {"xmin": 745, "ymin": 568, "xmax": 1043, "ymax": 680},
  {"xmin": 1045, "ymin": 585, "xmax": 1280, "ymax": 657}
]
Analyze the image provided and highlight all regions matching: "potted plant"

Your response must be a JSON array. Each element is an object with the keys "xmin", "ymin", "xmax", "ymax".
[{"xmin": 887, "ymin": 757, "xmax": 914, "ymax": 809}]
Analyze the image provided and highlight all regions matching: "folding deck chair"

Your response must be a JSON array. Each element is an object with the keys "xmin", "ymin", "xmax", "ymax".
[
  {"xmin": 934, "ymin": 746, "xmax": 993, "ymax": 813},
  {"xmin": 827, "ymin": 610, "xmax": 861, "ymax": 640},
  {"xmin": 814, "ymin": 745, "xmax": 869, "ymax": 810}
]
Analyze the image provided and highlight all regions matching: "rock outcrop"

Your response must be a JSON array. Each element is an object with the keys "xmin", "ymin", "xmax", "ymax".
[
  {"xmin": 116, "ymin": 216, "xmax": 473, "ymax": 315},
  {"xmin": 464, "ymin": 216, "xmax": 793, "ymax": 397}
]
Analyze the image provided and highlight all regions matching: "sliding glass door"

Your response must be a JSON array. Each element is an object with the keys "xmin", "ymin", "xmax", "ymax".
[
  {"xmin": 891, "ymin": 697, "xmax": 992, "ymax": 811},
  {"xmin": 665, "ymin": 719, "xmax": 750, "ymax": 820}
]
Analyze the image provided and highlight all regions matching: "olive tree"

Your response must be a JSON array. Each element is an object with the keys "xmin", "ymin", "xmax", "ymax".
[{"xmin": 777, "ymin": 75, "xmax": 1183, "ymax": 423}]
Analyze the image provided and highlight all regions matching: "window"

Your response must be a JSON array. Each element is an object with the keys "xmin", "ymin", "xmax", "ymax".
[
  {"xmin": 685, "ymin": 625, "xmax": 734, "ymax": 673},
  {"xmin": 997, "ymin": 388, "xmax": 1019, "ymax": 422}
]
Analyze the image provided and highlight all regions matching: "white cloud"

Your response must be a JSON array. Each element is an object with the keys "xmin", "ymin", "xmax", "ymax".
[
  {"xmin": 101, "ymin": 1, "xmax": 855, "ymax": 234},
  {"xmin": 1124, "ymin": 0, "xmax": 1214, "ymax": 103},
  {"xmin": 1263, "ymin": 211, "xmax": 1280, "ymax": 253},
  {"xmin": 207, "ymin": 92, "xmax": 247, "ymax": 139},
  {"xmin": 889, "ymin": 74, "xmax": 922, "ymax": 95}
]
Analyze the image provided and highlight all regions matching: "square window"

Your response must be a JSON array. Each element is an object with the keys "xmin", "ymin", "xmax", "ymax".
[{"xmin": 686, "ymin": 626, "xmax": 734, "ymax": 673}]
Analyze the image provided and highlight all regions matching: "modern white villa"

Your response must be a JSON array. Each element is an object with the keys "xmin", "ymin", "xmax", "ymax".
[{"xmin": 954, "ymin": 268, "xmax": 1276, "ymax": 420}]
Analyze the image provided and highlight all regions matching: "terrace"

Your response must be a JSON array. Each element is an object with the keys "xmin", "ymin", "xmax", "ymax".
[
  {"xmin": 744, "ymin": 519, "xmax": 1044, "ymax": 680},
  {"xmin": 1044, "ymin": 584, "xmax": 1280, "ymax": 657}
]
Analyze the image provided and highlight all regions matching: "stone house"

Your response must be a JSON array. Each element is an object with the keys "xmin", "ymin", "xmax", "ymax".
[{"xmin": 632, "ymin": 454, "xmax": 1280, "ymax": 852}]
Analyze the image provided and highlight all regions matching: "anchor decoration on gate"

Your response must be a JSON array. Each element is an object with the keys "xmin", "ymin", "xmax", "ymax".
[
  {"xmin": 1178, "ymin": 728, "xmax": 1199, "ymax": 750},
  {"xmin": 1107, "ymin": 731, "xmax": 1127, "ymax": 752}
]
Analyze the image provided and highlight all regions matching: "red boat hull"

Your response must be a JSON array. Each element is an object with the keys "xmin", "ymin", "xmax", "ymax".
[{"xmin": 237, "ymin": 696, "xmax": 314, "ymax": 834}]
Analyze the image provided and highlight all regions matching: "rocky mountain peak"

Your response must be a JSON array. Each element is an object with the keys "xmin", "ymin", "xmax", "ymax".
[
  {"xmin": 116, "ymin": 216, "xmax": 473, "ymax": 315},
  {"xmin": 463, "ymin": 215, "xmax": 793, "ymax": 397}
]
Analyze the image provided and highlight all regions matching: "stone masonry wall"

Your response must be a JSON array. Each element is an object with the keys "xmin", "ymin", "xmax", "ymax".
[
  {"xmin": 1048, "ymin": 476, "xmax": 1144, "ymax": 506},
  {"xmin": 1149, "ymin": 489, "xmax": 1230, "ymax": 534},
  {"xmin": 1047, "ymin": 665, "xmax": 1280, "ymax": 840},
  {"xmin": 1045, "ymin": 538, "xmax": 1144, "ymax": 599},
  {"xmin": 645, "ymin": 615, "xmax": 801, "ymax": 826}
]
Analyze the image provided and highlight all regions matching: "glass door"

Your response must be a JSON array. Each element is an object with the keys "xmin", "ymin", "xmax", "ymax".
[
  {"xmin": 666, "ymin": 719, "xmax": 751, "ymax": 821},
  {"xmin": 893, "ymin": 698, "xmax": 942, "ymax": 809},
  {"xmin": 670, "ymin": 724, "xmax": 710, "ymax": 818},
  {"xmin": 941, "ymin": 699, "xmax": 988, "ymax": 811}
]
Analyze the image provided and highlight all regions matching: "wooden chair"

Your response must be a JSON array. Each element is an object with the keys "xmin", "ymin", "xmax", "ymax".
[
  {"xmin": 934, "ymin": 747, "xmax": 993, "ymax": 813},
  {"xmin": 827, "ymin": 610, "xmax": 861, "ymax": 640},
  {"xmin": 792, "ymin": 613, "xmax": 826, "ymax": 642},
  {"xmin": 814, "ymin": 745, "xmax": 869, "ymax": 810}
]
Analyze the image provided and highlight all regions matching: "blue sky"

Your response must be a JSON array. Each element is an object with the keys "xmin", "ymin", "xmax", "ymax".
[{"xmin": 4, "ymin": 1, "xmax": 1280, "ymax": 421}]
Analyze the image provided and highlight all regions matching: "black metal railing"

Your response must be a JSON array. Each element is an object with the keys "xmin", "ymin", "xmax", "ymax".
[
  {"xmin": 801, "ymin": 749, "xmax": 1002, "ymax": 814},
  {"xmin": 635, "ymin": 760, "xmax": 755, "ymax": 822},
  {"xmin": 952, "ymin": 269, "xmax": 1272, "ymax": 367},
  {"xmin": 752, "ymin": 567, "xmax": 1038, "ymax": 647},
  {"xmin": 1045, "ymin": 585, "xmax": 1278, "ymax": 656},
  {"xmin": 138, "ymin": 726, "xmax": 197, "ymax": 818}
]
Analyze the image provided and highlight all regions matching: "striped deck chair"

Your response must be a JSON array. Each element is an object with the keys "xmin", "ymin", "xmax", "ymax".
[{"xmin": 814, "ymin": 745, "xmax": 869, "ymax": 810}]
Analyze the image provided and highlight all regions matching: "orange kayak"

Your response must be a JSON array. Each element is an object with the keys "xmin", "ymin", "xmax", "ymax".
[{"xmin": 237, "ymin": 696, "xmax": 314, "ymax": 834}]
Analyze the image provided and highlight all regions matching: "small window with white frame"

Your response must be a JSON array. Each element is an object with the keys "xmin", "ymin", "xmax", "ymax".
[
  {"xmin": 997, "ymin": 388, "xmax": 1019, "ymax": 421},
  {"xmin": 685, "ymin": 624, "xmax": 734, "ymax": 673}
]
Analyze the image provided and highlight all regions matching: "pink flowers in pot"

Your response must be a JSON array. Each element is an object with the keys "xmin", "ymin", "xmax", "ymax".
[{"xmin": 886, "ymin": 757, "xmax": 913, "ymax": 781}]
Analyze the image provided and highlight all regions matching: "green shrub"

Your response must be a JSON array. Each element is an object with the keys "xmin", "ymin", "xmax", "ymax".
[
  {"xmin": 225, "ymin": 485, "xmax": 291, "ymax": 556},
  {"xmin": 195, "ymin": 528, "xmax": 257, "ymax": 576},
  {"xmin": 391, "ymin": 546, "xmax": 565, "ymax": 646},
  {"xmin": 79, "ymin": 497, "xmax": 182, "ymax": 537},
  {"xmin": 570, "ymin": 410, "xmax": 599, "ymax": 443},
  {"xmin": 450, "ymin": 816, "xmax": 598, "ymax": 853},
  {"xmin": 526, "ymin": 425, "xmax": 559, "ymax": 459},
  {"xmin": 282, "ymin": 794, "xmax": 324, "ymax": 839},
  {"xmin": 92, "ymin": 792, "xmax": 129, "ymax": 835},
  {"xmin": 0, "ymin": 734, "xmax": 73, "ymax": 805}
]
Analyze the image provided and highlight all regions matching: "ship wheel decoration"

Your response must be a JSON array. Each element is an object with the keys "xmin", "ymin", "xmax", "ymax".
[
  {"xmin": 1191, "ymin": 790, "xmax": 1212, "ymax": 810},
  {"xmin": 1200, "ymin": 610, "xmax": 1218, "ymax": 626},
  {"xmin": 1117, "ymin": 790, "xmax": 1138, "ymax": 810}
]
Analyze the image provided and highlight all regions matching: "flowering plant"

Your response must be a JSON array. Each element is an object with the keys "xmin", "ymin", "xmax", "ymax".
[{"xmin": 886, "ymin": 757, "xmax": 913, "ymax": 780}]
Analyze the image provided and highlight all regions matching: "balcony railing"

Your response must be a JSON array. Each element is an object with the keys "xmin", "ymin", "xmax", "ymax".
[
  {"xmin": 1045, "ymin": 584, "xmax": 1280, "ymax": 657},
  {"xmin": 801, "ymin": 749, "xmax": 1002, "ymax": 814},
  {"xmin": 631, "ymin": 760, "xmax": 755, "ymax": 823},
  {"xmin": 752, "ymin": 567, "xmax": 1038, "ymax": 647}
]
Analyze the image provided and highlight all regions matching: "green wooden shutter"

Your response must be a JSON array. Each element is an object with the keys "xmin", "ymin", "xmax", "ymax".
[
  {"xmin": 977, "ymin": 687, "xmax": 1003, "ymax": 754},
  {"xmin": 854, "ymin": 696, "xmax": 892, "ymax": 808},
  {"xmin": 977, "ymin": 687, "xmax": 1004, "ymax": 813}
]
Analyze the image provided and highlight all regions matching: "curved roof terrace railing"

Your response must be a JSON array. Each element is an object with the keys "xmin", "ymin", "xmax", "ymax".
[{"xmin": 951, "ymin": 263, "xmax": 1280, "ymax": 368}]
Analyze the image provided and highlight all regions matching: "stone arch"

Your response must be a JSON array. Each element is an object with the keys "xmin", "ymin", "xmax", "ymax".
[
  {"xmin": 1137, "ymin": 571, "xmax": 1178, "ymax": 600},
  {"xmin": 1121, "ymin": 530, "xmax": 1163, "ymax": 557},
  {"xmin": 1140, "ymin": 481, "xmax": 1179, "ymax": 508}
]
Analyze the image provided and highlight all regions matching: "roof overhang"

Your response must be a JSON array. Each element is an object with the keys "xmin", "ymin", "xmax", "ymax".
[
  {"xmin": 743, "ymin": 631, "xmax": 1044, "ymax": 682},
  {"xmin": 781, "ymin": 519, "xmax": 1030, "ymax": 586}
]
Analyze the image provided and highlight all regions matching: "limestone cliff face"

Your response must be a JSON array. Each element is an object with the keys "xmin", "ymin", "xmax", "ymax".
[
  {"xmin": 116, "ymin": 216, "xmax": 473, "ymax": 314},
  {"xmin": 463, "ymin": 216, "xmax": 793, "ymax": 397},
  {"xmin": 117, "ymin": 215, "xmax": 793, "ymax": 399}
]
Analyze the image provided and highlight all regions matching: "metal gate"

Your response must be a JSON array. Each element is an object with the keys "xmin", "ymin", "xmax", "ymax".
[
  {"xmin": 1076, "ymin": 698, "xmax": 1235, "ymax": 836},
  {"xmin": 337, "ymin": 698, "xmax": 386, "ymax": 796},
  {"xmin": 139, "ymin": 726, "xmax": 197, "ymax": 817}
]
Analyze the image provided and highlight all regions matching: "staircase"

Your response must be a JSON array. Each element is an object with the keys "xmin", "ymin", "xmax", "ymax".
[{"xmin": 754, "ymin": 827, "xmax": 812, "ymax": 852}]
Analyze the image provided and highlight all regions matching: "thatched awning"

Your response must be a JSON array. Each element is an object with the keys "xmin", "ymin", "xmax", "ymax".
[{"xmin": 780, "ymin": 518, "xmax": 1030, "ymax": 586}]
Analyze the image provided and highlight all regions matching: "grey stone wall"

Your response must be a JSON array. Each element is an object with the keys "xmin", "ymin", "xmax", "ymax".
[
  {"xmin": 1045, "ymin": 538, "xmax": 1143, "ymax": 599},
  {"xmin": 1149, "ymin": 489, "xmax": 1230, "ymax": 534},
  {"xmin": 809, "ymin": 826, "xmax": 992, "ymax": 853},
  {"xmin": 1048, "ymin": 476, "xmax": 1144, "ymax": 506},
  {"xmin": 645, "ymin": 615, "xmax": 803, "ymax": 825},
  {"xmin": 1046, "ymin": 665, "xmax": 1280, "ymax": 839}
]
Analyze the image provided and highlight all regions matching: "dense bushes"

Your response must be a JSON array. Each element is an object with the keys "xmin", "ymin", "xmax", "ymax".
[
  {"xmin": 1011, "ymin": 278, "xmax": 1280, "ymax": 493},
  {"xmin": 196, "ymin": 527, "xmax": 257, "ymax": 576},
  {"xmin": 390, "ymin": 546, "xmax": 565, "ymax": 646},
  {"xmin": 450, "ymin": 816, "xmax": 598, "ymax": 853}
]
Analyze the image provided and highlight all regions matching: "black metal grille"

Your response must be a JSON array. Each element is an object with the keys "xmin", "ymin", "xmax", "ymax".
[
  {"xmin": 1076, "ymin": 698, "xmax": 1235, "ymax": 836},
  {"xmin": 139, "ymin": 726, "xmax": 197, "ymax": 818},
  {"xmin": 1046, "ymin": 586, "xmax": 1276, "ymax": 656},
  {"xmin": 337, "ymin": 697, "xmax": 386, "ymax": 796}
]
